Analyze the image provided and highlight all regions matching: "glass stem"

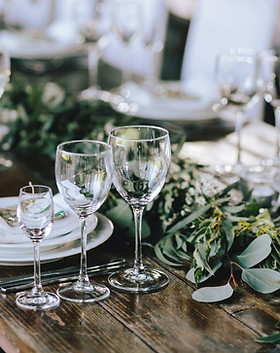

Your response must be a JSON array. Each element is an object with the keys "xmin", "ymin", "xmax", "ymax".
[
  {"xmin": 274, "ymin": 106, "xmax": 280, "ymax": 159},
  {"xmin": 78, "ymin": 217, "xmax": 90, "ymax": 287},
  {"xmin": 235, "ymin": 109, "xmax": 244, "ymax": 166},
  {"xmin": 87, "ymin": 44, "xmax": 99, "ymax": 88},
  {"xmin": 132, "ymin": 206, "xmax": 145, "ymax": 276},
  {"xmin": 32, "ymin": 242, "xmax": 43, "ymax": 295},
  {"xmin": 122, "ymin": 43, "xmax": 131, "ymax": 85}
]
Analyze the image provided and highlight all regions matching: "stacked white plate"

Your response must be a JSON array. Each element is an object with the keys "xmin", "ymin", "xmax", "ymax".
[
  {"xmin": 0, "ymin": 194, "xmax": 113, "ymax": 266},
  {"xmin": 111, "ymin": 78, "xmax": 220, "ymax": 123}
]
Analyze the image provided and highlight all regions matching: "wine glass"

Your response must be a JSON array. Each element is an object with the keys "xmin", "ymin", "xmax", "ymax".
[
  {"xmin": 0, "ymin": 48, "xmax": 12, "ymax": 169},
  {"xmin": 215, "ymin": 48, "xmax": 258, "ymax": 170},
  {"xmin": 75, "ymin": 0, "xmax": 110, "ymax": 100},
  {"xmin": 108, "ymin": 125, "xmax": 171, "ymax": 293},
  {"xmin": 55, "ymin": 140, "xmax": 112, "ymax": 303},
  {"xmin": 140, "ymin": 0, "xmax": 167, "ymax": 89},
  {"xmin": 16, "ymin": 185, "xmax": 60, "ymax": 310},
  {"xmin": 110, "ymin": 0, "xmax": 140, "ymax": 96},
  {"xmin": 258, "ymin": 49, "xmax": 280, "ymax": 163}
]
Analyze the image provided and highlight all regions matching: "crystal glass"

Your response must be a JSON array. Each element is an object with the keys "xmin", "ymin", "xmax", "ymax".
[
  {"xmin": 258, "ymin": 49, "xmax": 280, "ymax": 163},
  {"xmin": 215, "ymin": 49, "xmax": 258, "ymax": 168},
  {"xmin": 55, "ymin": 140, "xmax": 112, "ymax": 303},
  {"xmin": 16, "ymin": 185, "xmax": 60, "ymax": 310},
  {"xmin": 75, "ymin": 0, "xmax": 110, "ymax": 99},
  {"xmin": 0, "ymin": 48, "xmax": 12, "ymax": 169},
  {"xmin": 108, "ymin": 125, "xmax": 171, "ymax": 293},
  {"xmin": 110, "ymin": 0, "xmax": 140, "ymax": 95},
  {"xmin": 140, "ymin": 0, "xmax": 167, "ymax": 88}
]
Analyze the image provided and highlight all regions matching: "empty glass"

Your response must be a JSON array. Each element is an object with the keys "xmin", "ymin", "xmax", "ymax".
[
  {"xmin": 16, "ymin": 185, "xmax": 60, "ymax": 310},
  {"xmin": 55, "ymin": 140, "xmax": 112, "ymax": 303},
  {"xmin": 108, "ymin": 125, "xmax": 171, "ymax": 293}
]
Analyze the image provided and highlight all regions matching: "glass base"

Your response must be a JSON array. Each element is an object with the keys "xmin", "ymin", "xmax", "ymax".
[
  {"xmin": 57, "ymin": 281, "xmax": 110, "ymax": 303},
  {"xmin": 108, "ymin": 267, "xmax": 169, "ymax": 293},
  {"xmin": 16, "ymin": 291, "xmax": 60, "ymax": 310}
]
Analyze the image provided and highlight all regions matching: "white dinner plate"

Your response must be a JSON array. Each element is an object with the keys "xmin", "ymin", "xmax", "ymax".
[
  {"xmin": 0, "ymin": 30, "xmax": 85, "ymax": 59},
  {"xmin": 111, "ymin": 79, "xmax": 220, "ymax": 122},
  {"xmin": 0, "ymin": 213, "xmax": 113, "ymax": 266},
  {"xmin": 1, "ymin": 215, "xmax": 98, "ymax": 254}
]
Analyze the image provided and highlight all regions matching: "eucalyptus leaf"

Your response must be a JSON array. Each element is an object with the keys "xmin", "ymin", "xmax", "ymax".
[
  {"xmin": 192, "ymin": 283, "xmax": 233, "ymax": 302},
  {"xmin": 167, "ymin": 205, "xmax": 211, "ymax": 234},
  {"xmin": 234, "ymin": 234, "xmax": 271, "ymax": 268},
  {"xmin": 154, "ymin": 242, "xmax": 183, "ymax": 266},
  {"xmin": 254, "ymin": 333, "xmax": 280, "ymax": 344},
  {"xmin": 186, "ymin": 260, "xmax": 222, "ymax": 283},
  {"xmin": 242, "ymin": 268, "xmax": 280, "ymax": 294}
]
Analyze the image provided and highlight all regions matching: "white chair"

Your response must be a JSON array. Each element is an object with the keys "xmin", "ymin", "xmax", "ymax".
[{"xmin": 181, "ymin": 0, "xmax": 279, "ymax": 83}]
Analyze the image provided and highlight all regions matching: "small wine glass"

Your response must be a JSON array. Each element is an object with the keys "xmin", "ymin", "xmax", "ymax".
[
  {"xmin": 16, "ymin": 185, "xmax": 60, "ymax": 310},
  {"xmin": 215, "ymin": 48, "xmax": 258, "ymax": 170},
  {"xmin": 258, "ymin": 49, "xmax": 280, "ymax": 163},
  {"xmin": 55, "ymin": 140, "xmax": 112, "ymax": 303},
  {"xmin": 75, "ymin": 0, "xmax": 110, "ymax": 99},
  {"xmin": 108, "ymin": 125, "xmax": 171, "ymax": 293},
  {"xmin": 0, "ymin": 48, "xmax": 12, "ymax": 169},
  {"xmin": 110, "ymin": 0, "xmax": 140, "ymax": 96}
]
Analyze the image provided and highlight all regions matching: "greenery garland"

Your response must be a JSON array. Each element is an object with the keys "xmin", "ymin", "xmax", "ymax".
[
  {"xmin": 0, "ymin": 81, "xmax": 280, "ymax": 288},
  {"xmin": 2, "ymin": 78, "xmax": 280, "ymax": 343}
]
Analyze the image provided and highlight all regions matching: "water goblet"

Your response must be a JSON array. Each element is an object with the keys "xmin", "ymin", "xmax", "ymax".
[
  {"xmin": 16, "ymin": 185, "xmax": 60, "ymax": 310},
  {"xmin": 108, "ymin": 125, "xmax": 171, "ymax": 293},
  {"xmin": 55, "ymin": 140, "xmax": 112, "ymax": 303},
  {"xmin": 215, "ymin": 48, "xmax": 258, "ymax": 170}
]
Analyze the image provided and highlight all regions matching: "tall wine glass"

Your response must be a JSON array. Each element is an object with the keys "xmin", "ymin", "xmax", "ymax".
[
  {"xmin": 108, "ymin": 125, "xmax": 171, "ymax": 293},
  {"xmin": 55, "ymin": 140, "xmax": 112, "ymax": 303},
  {"xmin": 16, "ymin": 185, "xmax": 60, "ymax": 310},
  {"xmin": 140, "ymin": 0, "xmax": 167, "ymax": 89},
  {"xmin": 75, "ymin": 0, "xmax": 110, "ymax": 99},
  {"xmin": 215, "ymin": 49, "xmax": 258, "ymax": 169},
  {"xmin": 0, "ymin": 48, "xmax": 12, "ymax": 169},
  {"xmin": 258, "ymin": 49, "xmax": 280, "ymax": 163},
  {"xmin": 110, "ymin": 0, "xmax": 140, "ymax": 96}
]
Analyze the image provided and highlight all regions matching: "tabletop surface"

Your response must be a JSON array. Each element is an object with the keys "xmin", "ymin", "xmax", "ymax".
[{"xmin": 0, "ymin": 119, "xmax": 279, "ymax": 353}]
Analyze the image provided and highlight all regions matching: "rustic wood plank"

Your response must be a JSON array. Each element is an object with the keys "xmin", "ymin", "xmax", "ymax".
[
  {"xmin": 100, "ymin": 259, "xmax": 265, "ymax": 353},
  {"xmin": 0, "ymin": 281, "xmax": 154, "ymax": 353}
]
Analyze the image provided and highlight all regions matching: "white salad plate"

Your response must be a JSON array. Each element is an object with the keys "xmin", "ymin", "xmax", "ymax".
[{"xmin": 0, "ymin": 213, "xmax": 113, "ymax": 266}]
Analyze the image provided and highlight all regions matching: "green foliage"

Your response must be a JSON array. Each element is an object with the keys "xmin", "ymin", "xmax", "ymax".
[
  {"xmin": 2, "ymin": 79, "xmax": 280, "ymax": 306},
  {"xmin": 0, "ymin": 78, "xmax": 130, "ymax": 160}
]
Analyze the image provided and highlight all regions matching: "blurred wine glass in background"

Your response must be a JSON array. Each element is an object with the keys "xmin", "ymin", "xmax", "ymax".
[
  {"xmin": 215, "ymin": 49, "xmax": 258, "ymax": 171},
  {"xmin": 75, "ymin": 0, "xmax": 110, "ymax": 99},
  {"xmin": 258, "ymin": 49, "xmax": 280, "ymax": 164},
  {"xmin": 110, "ymin": 0, "xmax": 140, "ymax": 96},
  {"xmin": 0, "ymin": 48, "xmax": 11, "ymax": 169},
  {"xmin": 140, "ymin": 0, "xmax": 167, "ymax": 91}
]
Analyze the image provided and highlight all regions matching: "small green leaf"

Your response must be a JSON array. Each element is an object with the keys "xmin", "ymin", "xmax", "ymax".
[
  {"xmin": 255, "ymin": 333, "xmax": 280, "ymax": 344},
  {"xmin": 192, "ymin": 283, "xmax": 233, "ymax": 302},
  {"xmin": 235, "ymin": 234, "xmax": 271, "ymax": 268},
  {"xmin": 242, "ymin": 268, "xmax": 280, "ymax": 294},
  {"xmin": 186, "ymin": 260, "xmax": 222, "ymax": 283},
  {"xmin": 167, "ymin": 205, "xmax": 211, "ymax": 233}
]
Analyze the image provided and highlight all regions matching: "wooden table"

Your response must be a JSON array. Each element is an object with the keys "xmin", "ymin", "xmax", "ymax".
[{"xmin": 0, "ymin": 121, "xmax": 279, "ymax": 353}]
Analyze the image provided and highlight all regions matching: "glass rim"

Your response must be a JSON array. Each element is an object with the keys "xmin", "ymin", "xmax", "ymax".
[
  {"xmin": 108, "ymin": 125, "xmax": 169, "ymax": 142},
  {"xmin": 19, "ymin": 184, "xmax": 52, "ymax": 194},
  {"xmin": 218, "ymin": 48, "xmax": 257, "ymax": 59},
  {"xmin": 56, "ymin": 139, "xmax": 112, "ymax": 157}
]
